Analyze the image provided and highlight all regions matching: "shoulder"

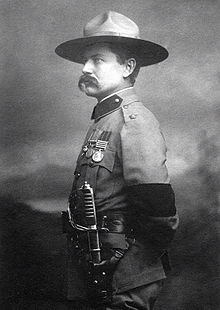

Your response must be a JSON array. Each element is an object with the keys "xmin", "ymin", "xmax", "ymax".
[{"xmin": 121, "ymin": 101, "xmax": 160, "ymax": 130}]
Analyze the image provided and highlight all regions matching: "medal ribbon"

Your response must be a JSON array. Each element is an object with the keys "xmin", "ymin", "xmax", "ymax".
[{"xmin": 92, "ymin": 131, "xmax": 112, "ymax": 163}]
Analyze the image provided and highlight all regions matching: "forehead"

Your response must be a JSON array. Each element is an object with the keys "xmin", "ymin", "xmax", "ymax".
[{"xmin": 83, "ymin": 43, "xmax": 117, "ymax": 58}]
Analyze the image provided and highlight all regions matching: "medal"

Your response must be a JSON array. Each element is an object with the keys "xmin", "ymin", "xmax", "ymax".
[
  {"xmin": 82, "ymin": 130, "xmax": 97, "ymax": 155},
  {"xmin": 86, "ymin": 147, "xmax": 94, "ymax": 158},
  {"xmin": 83, "ymin": 145, "xmax": 88, "ymax": 153},
  {"xmin": 92, "ymin": 150, "xmax": 104, "ymax": 163}
]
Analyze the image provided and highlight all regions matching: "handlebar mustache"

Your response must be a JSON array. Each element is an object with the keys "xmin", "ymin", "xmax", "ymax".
[{"xmin": 78, "ymin": 75, "xmax": 99, "ymax": 86}]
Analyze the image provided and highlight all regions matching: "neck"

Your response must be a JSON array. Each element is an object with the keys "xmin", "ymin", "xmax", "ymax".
[{"xmin": 99, "ymin": 86, "xmax": 134, "ymax": 103}]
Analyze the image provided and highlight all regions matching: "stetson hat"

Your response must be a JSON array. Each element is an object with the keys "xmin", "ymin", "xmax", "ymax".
[{"xmin": 55, "ymin": 11, "xmax": 168, "ymax": 66}]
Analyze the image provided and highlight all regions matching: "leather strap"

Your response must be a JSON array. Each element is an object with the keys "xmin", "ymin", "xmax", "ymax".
[{"xmin": 100, "ymin": 232, "xmax": 128, "ymax": 250}]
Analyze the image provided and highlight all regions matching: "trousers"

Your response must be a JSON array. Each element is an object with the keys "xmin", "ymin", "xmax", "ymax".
[{"xmin": 68, "ymin": 280, "xmax": 163, "ymax": 310}]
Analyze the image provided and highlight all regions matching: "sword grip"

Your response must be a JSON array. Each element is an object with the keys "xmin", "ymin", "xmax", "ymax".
[
  {"xmin": 81, "ymin": 182, "xmax": 101, "ymax": 264},
  {"xmin": 83, "ymin": 183, "xmax": 97, "ymax": 226}
]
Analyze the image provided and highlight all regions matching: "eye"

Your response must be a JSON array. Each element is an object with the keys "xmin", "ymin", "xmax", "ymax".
[
  {"xmin": 81, "ymin": 57, "xmax": 88, "ymax": 65},
  {"xmin": 93, "ymin": 57, "xmax": 103, "ymax": 64}
]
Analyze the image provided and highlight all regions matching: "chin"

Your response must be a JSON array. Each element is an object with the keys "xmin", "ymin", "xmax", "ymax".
[
  {"xmin": 85, "ymin": 92, "xmax": 98, "ymax": 98},
  {"xmin": 83, "ymin": 89, "xmax": 98, "ymax": 98},
  {"xmin": 79, "ymin": 87, "xmax": 99, "ymax": 98}
]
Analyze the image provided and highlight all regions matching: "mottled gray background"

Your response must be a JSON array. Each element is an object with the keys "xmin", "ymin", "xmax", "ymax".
[{"xmin": 1, "ymin": 0, "xmax": 219, "ymax": 309}]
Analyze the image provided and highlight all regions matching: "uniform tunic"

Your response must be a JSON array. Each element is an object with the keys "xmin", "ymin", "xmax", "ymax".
[{"xmin": 67, "ymin": 87, "xmax": 179, "ymax": 300}]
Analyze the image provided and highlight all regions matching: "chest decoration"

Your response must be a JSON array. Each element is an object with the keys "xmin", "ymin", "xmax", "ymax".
[
  {"xmin": 82, "ymin": 130, "xmax": 97, "ymax": 158},
  {"xmin": 82, "ymin": 130, "xmax": 112, "ymax": 163}
]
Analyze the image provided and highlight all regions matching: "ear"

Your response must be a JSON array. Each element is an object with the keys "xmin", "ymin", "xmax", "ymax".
[{"xmin": 123, "ymin": 58, "xmax": 136, "ymax": 78}]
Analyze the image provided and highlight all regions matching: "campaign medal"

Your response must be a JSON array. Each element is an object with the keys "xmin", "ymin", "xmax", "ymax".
[
  {"xmin": 91, "ymin": 138, "xmax": 109, "ymax": 163},
  {"xmin": 86, "ymin": 139, "xmax": 97, "ymax": 158},
  {"xmin": 83, "ymin": 145, "xmax": 88, "ymax": 153},
  {"xmin": 86, "ymin": 147, "xmax": 94, "ymax": 158},
  {"xmin": 92, "ymin": 149, "xmax": 104, "ymax": 163},
  {"xmin": 83, "ymin": 130, "xmax": 97, "ymax": 158}
]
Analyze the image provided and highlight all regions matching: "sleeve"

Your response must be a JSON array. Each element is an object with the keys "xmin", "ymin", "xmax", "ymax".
[
  {"xmin": 120, "ymin": 107, "xmax": 169, "ymax": 185},
  {"xmin": 120, "ymin": 106, "xmax": 179, "ymax": 250}
]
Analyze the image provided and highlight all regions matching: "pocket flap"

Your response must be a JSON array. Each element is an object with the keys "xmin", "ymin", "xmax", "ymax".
[{"xmin": 79, "ymin": 149, "xmax": 115, "ymax": 172}]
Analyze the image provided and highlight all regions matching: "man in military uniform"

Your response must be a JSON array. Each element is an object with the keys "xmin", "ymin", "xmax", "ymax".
[{"xmin": 56, "ymin": 11, "xmax": 179, "ymax": 310}]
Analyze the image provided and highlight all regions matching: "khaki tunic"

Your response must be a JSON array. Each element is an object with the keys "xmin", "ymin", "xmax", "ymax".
[{"xmin": 67, "ymin": 87, "xmax": 178, "ymax": 299}]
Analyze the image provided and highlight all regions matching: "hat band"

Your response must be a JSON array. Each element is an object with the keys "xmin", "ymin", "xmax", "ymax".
[{"xmin": 84, "ymin": 30, "xmax": 140, "ymax": 39}]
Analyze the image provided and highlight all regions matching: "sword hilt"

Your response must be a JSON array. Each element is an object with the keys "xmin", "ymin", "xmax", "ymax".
[
  {"xmin": 81, "ymin": 182, "xmax": 97, "ymax": 227},
  {"xmin": 81, "ymin": 181, "xmax": 101, "ymax": 264}
]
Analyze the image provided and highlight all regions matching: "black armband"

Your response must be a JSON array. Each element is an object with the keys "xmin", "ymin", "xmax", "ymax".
[{"xmin": 127, "ymin": 183, "xmax": 176, "ymax": 217}]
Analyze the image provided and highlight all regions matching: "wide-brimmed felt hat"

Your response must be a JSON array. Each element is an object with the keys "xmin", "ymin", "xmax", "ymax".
[{"xmin": 55, "ymin": 11, "xmax": 168, "ymax": 66}]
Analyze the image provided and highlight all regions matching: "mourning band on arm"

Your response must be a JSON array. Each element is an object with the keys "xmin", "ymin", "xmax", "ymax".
[
  {"xmin": 127, "ymin": 183, "xmax": 176, "ymax": 217},
  {"xmin": 127, "ymin": 183, "xmax": 178, "ymax": 249}
]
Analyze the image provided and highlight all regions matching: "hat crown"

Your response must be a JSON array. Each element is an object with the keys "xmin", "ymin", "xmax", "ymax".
[{"xmin": 83, "ymin": 11, "xmax": 140, "ymax": 39}]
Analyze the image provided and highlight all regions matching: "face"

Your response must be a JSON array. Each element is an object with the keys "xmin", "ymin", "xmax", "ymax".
[{"xmin": 78, "ymin": 43, "xmax": 130, "ymax": 100}]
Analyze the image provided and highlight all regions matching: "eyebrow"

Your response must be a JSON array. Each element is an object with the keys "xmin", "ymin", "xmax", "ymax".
[
  {"xmin": 91, "ymin": 53, "xmax": 103, "ymax": 57},
  {"xmin": 83, "ymin": 53, "xmax": 105, "ymax": 60}
]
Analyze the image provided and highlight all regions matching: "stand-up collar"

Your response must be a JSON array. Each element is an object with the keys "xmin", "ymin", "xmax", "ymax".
[{"xmin": 91, "ymin": 87, "xmax": 138, "ymax": 121}]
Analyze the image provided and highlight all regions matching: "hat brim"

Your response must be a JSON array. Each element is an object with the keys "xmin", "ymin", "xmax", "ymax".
[{"xmin": 55, "ymin": 36, "xmax": 168, "ymax": 66}]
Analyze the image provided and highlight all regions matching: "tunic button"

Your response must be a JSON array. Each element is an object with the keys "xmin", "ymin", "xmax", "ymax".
[
  {"xmin": 74, "ymin": 171, "xmax": 81, "ymax": 177},
  {"xmin": 123, "ymin": 105, "xmax": 128, "ymax": 109},
  {"xmin": 115, "ymin": 98, "xmax": 120, "ymax": 103},
  {"xmin": 129, "ymin": 114, "xmax": 137, "ymax": 119},
  {"xmin": 75, "ymin": 172, "xmax": 80, "ymax": 179}
]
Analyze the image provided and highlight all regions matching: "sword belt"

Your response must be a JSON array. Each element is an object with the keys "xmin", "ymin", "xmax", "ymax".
[
  {"xmin": 69, "ymin": 211, "xmax": 132, "ymax": 254},
  {"xmin": 63, "ymin": 210, "xmax": 133, "ymax": 306}
]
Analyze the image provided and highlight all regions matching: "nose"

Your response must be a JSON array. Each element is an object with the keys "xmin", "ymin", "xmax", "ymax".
[{"xmin": 82, "ymin": 59, "xmax": 93, "ymax": 74}]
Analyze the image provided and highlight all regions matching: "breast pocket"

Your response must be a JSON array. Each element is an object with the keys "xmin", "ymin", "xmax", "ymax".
[{"xmin": 78, "ymin": 148, "xmax": 116, "ymax": 202}]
